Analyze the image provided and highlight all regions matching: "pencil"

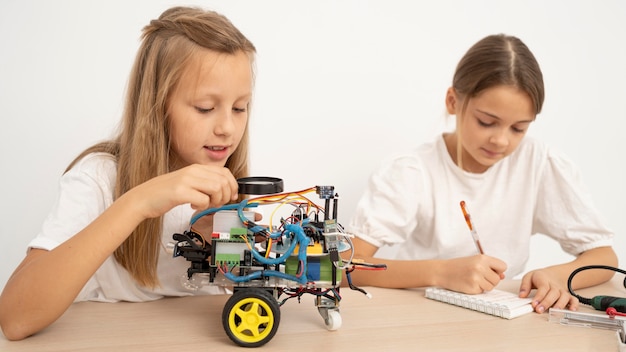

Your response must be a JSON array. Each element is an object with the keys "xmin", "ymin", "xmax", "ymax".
[{"xmin": 460, "ymin": 200, "xmax": 485, "ymax": 254}]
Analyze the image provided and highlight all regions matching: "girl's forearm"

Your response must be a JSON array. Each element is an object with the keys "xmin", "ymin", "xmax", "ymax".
[
  {"xmin": 0, "ymin": 193, "xmax": 145, "ymax": 340},
  {"xmin": 543, "ymin": 246, "xmax": 618, "ymax": 290}
]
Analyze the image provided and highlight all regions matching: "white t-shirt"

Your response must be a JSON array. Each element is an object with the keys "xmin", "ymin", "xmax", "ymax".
[
  {"xmin": 28, "ymin": 152, "xmax": 224, "ymax": 302},
  {"xmin": 347, "ymin": 135, "xmax": 613, "ymax": 277}
]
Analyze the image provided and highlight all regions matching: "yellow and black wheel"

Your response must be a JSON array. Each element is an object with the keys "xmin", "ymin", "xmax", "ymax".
[{"xmin": 222, "ymin": 288, "xmax": 281, "ymax": 347}]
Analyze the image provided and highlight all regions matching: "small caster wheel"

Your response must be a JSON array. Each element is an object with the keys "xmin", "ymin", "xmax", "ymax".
[{"xmin": 324, "ymin": 309, "xmax": 342, "ymax": 330}]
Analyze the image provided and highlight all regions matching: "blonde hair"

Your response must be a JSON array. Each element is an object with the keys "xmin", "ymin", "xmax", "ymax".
[
  {"xmin": 66, "ymin": 7, "xmax": 256, "ymax": 287},
  {"xmin": 451, "ymin": 34, "xmax": 544, "ymax": 169}
]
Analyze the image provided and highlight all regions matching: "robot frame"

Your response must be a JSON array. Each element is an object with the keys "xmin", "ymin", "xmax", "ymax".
[{"xmin": 170, "ymin": 177, "xmax": 386, "ymax": 347}]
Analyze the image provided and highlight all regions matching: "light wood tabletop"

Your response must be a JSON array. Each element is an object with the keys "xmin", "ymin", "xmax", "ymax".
[{"xmin": 1, "ymin": 277, "xmax": 625, "ymax": 351}]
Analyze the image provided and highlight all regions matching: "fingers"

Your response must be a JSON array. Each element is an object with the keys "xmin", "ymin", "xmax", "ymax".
[
  {"xmin": 530, "ymin": 284, "xmax": 578, "ymax": 313},
  {"xmin": 443, "ymin": 256, "xmax": 505, "ymax": 294},
  {"xmin": 198, "ymin": 166, "xmax": 238, "ymax": 206},
  {"xmin": 479, "ymin": 271, "xmax": 503, "ymax": 293},
  {"xmin": 518, "ymin": 270, "xmax": 578, "ymax": 313},
  {"xmin": 518, "ymin": 273, "xmax": 533, "ymax": 298},
  {"xmin": 137, "ymin": 165, "xmax": 239, "ymax": 218},
  {"xmin": 480, "ymin": 255, "xmax": 507, "ymax": 291},
  {"xmin": 462, "ymin": 274, "xmax": 500, "ymax": 294},
  {"xmin": 488, "ymin": 256, "xmax": 508, "ymax": 276},
  {"xmin": 531, "ymin": 288, "xmax": 552, "ymax": 313},
  {"xmin": 183, "ymin": 165, "xmax": 238, "ymax": 209},
  {"xmin": 555, "ymin": 293, "xmax": 579, "ymax": 311},
  {"xmin": 565, "ymin": 295, "xmax": 580, "ymax": 311}
]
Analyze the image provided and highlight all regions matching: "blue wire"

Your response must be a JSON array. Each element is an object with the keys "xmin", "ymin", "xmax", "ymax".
[
  {"xmin": 225, "ymin": 222, "xmax": 311, "ymax": 285},
  {"xmin": 223, "ymin": 269, "xmax": 305, "ymax": 284},
  {"xmin": 189, "ymin": 201, "xmax": 258, "ymax": 225},
  {"xmin": 192, "ymin": 198, "xmax": 312, "ymax": 285}
]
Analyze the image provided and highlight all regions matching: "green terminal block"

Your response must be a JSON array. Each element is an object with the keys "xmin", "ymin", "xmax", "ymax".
[{"xmin": 229, "ymin": 227, "xmax": 248, "ymax": 240}]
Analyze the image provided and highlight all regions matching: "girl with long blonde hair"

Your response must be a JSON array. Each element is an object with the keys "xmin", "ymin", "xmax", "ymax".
[{"xmin": 0, "ymin": 6, "xmax": 256, "ymax": 340}]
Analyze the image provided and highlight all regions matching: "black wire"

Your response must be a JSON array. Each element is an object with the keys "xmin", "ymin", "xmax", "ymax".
[
  {"xmin": 345, "ymin": 270, "xmax": 368, "ymax": 296},
  {"xmin": 567, "ymin": 265, "xmax": 626, "ymax": 305},
  {"xmin": 353, "ymin": 262, "xmax": 387, "ymax": 269}
]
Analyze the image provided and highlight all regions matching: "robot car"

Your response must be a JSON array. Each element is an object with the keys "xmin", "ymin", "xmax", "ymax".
[{"xmin": 169, "ymin": 177, "xmax": 386, "ymax": 347}]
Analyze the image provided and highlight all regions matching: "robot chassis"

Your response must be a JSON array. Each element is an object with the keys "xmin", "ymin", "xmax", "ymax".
[{"xmin": 170, "ymin": 177, "xmax": 386, "ymax": 347}]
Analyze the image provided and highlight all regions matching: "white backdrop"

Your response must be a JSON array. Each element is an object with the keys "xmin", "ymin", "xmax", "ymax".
[{"xmin": 0, "ymin": 0, "xmax": 624, "ymax": 291}]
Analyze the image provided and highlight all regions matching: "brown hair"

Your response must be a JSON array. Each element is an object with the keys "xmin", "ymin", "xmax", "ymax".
[
  {"xmin": 452, "ymin": 34, "xmax": 544, "ymax": 166},
  {"xmin": 65, "ymin": 6, "xmax": 256, "ymax": 287}
]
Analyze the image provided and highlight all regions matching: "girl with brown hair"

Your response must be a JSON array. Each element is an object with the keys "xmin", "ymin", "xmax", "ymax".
[{"xmin": 346, "ymin": 34, "xmax": 617, "ymax": 314}]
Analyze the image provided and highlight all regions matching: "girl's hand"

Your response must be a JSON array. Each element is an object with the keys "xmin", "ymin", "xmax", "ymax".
[
  {"xmin": 519, "ymin": 269, "xmax": 579, "ymax": 313},
  {"xmin": 126, "ymin": 164, "xmax": 239, "ymax": 220},
  {"xmin": 438, "ymin": 255, "xmax": 507, "ymax": 294}
]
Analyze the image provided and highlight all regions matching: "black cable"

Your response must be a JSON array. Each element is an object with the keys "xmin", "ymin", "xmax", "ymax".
[
  {"xmin": 567, "ymin": 265, "xmax": 626, "ymax": 312},
  {"xmin": 345, "ymin": 269, "xmax": 368, "ymax": 296}
]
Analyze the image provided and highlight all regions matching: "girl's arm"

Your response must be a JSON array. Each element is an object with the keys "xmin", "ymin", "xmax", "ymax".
[
  {"xmin": 519, "ymin": 246, "xmax": 618, "ymax": 313},
  {"xmin": 0, "ymin": 164, "xmax": 238, "ymax": 341},
  {"xmin": 345, "ymin": 237, "xmax": 507, "ymax": 294},
  {"xmin": 0, "ymin": 195, "xmax": 145, "ymax": 341}
]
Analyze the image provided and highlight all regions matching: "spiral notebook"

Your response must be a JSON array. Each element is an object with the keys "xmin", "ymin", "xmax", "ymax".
[{"xmin": 425, "ymin": 287, "xmax": 534, "ymax": 319}]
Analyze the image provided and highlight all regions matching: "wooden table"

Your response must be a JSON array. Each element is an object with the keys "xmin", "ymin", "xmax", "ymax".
[{"xmin": 1, "ymin": 277, "xmax": 624, "ymax": 351}]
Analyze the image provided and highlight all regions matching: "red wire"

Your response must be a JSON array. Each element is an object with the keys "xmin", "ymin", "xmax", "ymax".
[
  {"xmin": 354, "ymin": 266, "xmax": 386, "ymax": 271},
  {"xmin": 606, "ymin": 307, "xmax": 626, "ymax": 317},
  {"xmin": 296, "ymin": 260, "xmax": 304, "ymax": 278}
]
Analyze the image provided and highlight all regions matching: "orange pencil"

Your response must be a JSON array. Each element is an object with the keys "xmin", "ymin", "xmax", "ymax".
[{"xmin": 460, "ymin": 200, "xmax": 485, "ymax": 254}]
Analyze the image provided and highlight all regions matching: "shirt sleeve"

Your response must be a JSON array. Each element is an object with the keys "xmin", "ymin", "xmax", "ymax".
[
  {"xmin": 347, "ymin": 154, "xmax": 424, "ymax": 248},
  {"xmin": 28, "ymin": 154, "xmax": 115, "ymax": 251},
  {"xmin": 533, "ymin": 148, "xmax": 613, "ymax": 255}
]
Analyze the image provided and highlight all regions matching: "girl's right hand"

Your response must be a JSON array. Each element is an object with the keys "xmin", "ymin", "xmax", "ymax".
[
  {"xmin": 437, "ymin": 255, "xmax": 507, "ymax": 294},
  {"xmin": 127, "ymin": 164, "xmax": 239, "ymax": 220}
]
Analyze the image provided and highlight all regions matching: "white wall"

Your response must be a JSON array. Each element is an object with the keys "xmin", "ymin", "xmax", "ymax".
[{"xmin": 0, "ymin": 0, "xmax": 624, "ymax": 290}]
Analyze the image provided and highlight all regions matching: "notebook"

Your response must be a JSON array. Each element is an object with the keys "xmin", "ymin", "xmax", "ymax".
[{"xmin": 424, "ymin": 287, "xmax": 534, "ymax": 319}]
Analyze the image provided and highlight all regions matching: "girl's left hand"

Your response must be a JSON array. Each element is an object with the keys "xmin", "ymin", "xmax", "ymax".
[{"xmin": 519, "ymin": 269, "xmax": 579, "ymax": 313}]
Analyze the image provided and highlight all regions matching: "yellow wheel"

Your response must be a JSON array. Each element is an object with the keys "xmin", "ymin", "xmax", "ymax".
[{"xmin": 222, "ymin": 288, "xmax": 280, "ymax": 347}]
